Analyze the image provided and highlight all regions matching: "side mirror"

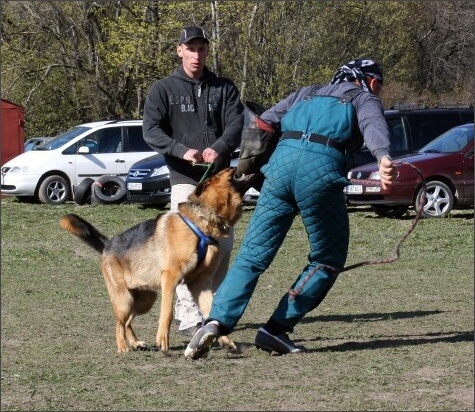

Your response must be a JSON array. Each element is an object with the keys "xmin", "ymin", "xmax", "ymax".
[{"xmin": 78, "ymin": 146, "xmax": 90, "ymax": 154}]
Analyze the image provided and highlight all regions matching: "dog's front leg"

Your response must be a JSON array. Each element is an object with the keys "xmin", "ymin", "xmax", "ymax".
[
  {"xmin": 156, "ymin": 271, "xmax": 177, "ymax": 354},
  {"xmin": 191, "ymin": 283, "xmax": 214, "ymax": 319},
  {"xmin": 189, "ymin": 281, "xmax": 239, "ymax": 354}
]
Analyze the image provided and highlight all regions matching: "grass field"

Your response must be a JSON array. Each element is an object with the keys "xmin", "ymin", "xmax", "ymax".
[{"xmin": 1, "ymin": 198, "xmax": 473, "ymax": 411}]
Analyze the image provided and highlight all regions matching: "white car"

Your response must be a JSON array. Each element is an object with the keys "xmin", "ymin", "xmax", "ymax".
[{"xmin": 1, "ymin": 120, "xmax": 154, "ymax": 204}]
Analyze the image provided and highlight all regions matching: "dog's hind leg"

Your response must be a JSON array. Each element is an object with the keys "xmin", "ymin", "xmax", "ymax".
[
  {"xmin": 113, "ymin": 301, "xmax": 148, "ymax": 352},
  {"xmin": 110, "ymin": 294, "xmax": 137, "ymax": 353},
  {"xmin": 126, "ymin": 290, "xmax": 158, "ymax": 350},
  {"xmin": 103, "ymin": 259, "xmax": 137, "ymax": 353},
  {"xmin": 114, "ymin": 317, "xmax": 130, "ymax": 352},
  {"xmin": 111, "ymin": 291, "xmax": 151, "ymax": 352},
  {"xmin": 124, "ymin": 314, "xmax": 145, "ymax": 350}
]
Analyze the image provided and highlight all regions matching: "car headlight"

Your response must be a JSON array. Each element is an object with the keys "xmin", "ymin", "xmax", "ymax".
[
  {"xmin": 150, "ymin": 165, "xmax": 169, "ymax": 177},
  {"xmin": 7, "ymin": 166, "xmax": 30, "ymax": 173},
  {"xmin": 369, "ymin": 171, "xmax": 381, "ymax": 180}
]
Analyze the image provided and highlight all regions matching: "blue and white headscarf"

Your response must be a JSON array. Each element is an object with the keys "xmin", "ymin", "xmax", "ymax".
[{"xmin": 330, "ymin": 58, "xmax": 384, "ymax": 92}]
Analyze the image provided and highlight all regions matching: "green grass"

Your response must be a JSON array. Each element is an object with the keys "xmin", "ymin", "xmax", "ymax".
[{"xmin": 1, "ymin": 198, "xmax": 473, "ymax": 411}]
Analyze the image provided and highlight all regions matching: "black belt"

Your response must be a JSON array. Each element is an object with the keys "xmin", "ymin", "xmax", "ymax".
[{"xmin": 281, "ymin": 131, "xmax": 346, "ymax": 153}]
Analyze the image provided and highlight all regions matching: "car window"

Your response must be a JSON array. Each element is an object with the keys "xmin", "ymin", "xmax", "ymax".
[
  {"xmin": 96, "ymin": 128, "xmax": 122, "ymax": 153},
  {"xmin": 407, "ymin": 112, "xmax": 463, "ymax": 149},
  {"xmin": 386, "ymin": 118, "xmax": 407, "ymax": 151},
  {"xmin": 460, "ymin": 111, "xmax": 474, "ymax": 124},
  {"xmin": 39, "ymin": 126, "xmax": 90, "ymax": 151},
  {"xmin": 420, "ymin": 124, "xmax": 474, "ymax": 153},
  {"xmin": 64, "ymin": 128, "xmax": 123, "ymax": 155},
  {"xmin": 125, "ymin": 126, "xmax": 153, "ymax": 152}
]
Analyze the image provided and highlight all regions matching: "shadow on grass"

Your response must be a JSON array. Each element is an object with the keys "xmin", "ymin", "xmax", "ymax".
[
  {"xmin": 165, "ymin": 329, "xmax": 474, "ymax": 357},
  {"xmin": 231, "ymin": 310, "xmax": 473, "ymax": 354},
  {"xmin": 300, "ymin": 309, "xmax": 445, "ymax": 323},
  {"xmin": 235, "ymin": 309, "xmax": 445, "ymax": 332},
  {"xmin": 309, "ymin": 330, "xmax": 474, "ymax": 353}
]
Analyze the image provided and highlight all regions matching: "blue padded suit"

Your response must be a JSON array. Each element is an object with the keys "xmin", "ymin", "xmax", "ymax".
[{"xmin": 208, "ymin": 82, "xmax": 391, "ymax": 335}]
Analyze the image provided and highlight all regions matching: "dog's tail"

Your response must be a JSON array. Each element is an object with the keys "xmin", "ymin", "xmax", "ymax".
[{"xmin": 59, "ymin": 213, "xmax": 108, "ymax": 253}]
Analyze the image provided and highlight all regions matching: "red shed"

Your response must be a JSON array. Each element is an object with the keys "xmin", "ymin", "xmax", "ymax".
[{"xmin": 1, "ymin": 99, "xmax": 25, "ymax": 165}]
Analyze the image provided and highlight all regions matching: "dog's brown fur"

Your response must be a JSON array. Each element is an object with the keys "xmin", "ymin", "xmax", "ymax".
[{"xmin": 60, "ymin": 168, "xmax": 253, "ymax": 354}]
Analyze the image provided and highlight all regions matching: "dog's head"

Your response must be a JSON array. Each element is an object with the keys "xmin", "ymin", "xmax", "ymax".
[
  {"xmin": 189, "ymin": 168, "xmax": 256, "ymax": 226},
  {"xmin": 235, "ymin": 102, "xmax": 280, "ymax": 188}
]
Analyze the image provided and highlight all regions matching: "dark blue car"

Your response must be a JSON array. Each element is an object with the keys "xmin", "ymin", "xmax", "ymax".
[
  {"xmin": 126, "ymin": 154, "xmax": 171, "ymax": 207},
  {"xmin": 126, "ymin": 150, "xmax": 259, "ymax": 207}
]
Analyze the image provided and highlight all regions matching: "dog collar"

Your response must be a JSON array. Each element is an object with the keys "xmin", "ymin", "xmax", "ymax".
[{"xmin": 179, "ymin": 214, "xmax": 218, "ymax": 266}]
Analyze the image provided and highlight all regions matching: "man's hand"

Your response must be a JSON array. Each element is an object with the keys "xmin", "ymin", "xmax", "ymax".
[
  {"xmin": 379, "ymin": 156, "xmax": 398, "ymax": 190},
  {"xmin": 202, "ymin": 148, "xmax": 219, "ymax": 163},
  {"xmin": 183, "ymin": 149, "xmax": 202, "ymax": 165}
]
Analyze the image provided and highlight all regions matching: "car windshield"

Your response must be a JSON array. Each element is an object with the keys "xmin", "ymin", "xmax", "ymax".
[
  {"xmin": 419, "ymin": 124, "xmax": 474, "ymax": 154},
  {"xmin": 34, "ymin": 126, "xmax": 91, "ymax": 150}
]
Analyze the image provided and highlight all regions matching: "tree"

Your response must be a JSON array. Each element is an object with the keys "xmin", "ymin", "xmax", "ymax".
[{"xmin": 1, "ymin": 1, "xmax": 472, "ymax": 137}]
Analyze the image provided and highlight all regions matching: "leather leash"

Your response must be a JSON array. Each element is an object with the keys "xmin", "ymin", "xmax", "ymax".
[{"xmin": 289, "ymin": 161, "xmax": 427, "ymax": 298}]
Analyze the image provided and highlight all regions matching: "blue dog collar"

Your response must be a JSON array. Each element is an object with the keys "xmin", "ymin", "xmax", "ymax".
[{"xmin": 179, "ymin": 214, "xmax": 218, "ymax": 265}]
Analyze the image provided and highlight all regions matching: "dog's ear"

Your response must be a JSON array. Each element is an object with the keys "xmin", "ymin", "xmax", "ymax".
[{"xmin": 191, "ymin": 177, "xmax": 211, "ymax": 198}]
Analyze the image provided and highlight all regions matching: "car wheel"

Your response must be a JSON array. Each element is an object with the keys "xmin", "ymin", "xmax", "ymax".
[
  {"xmin": 92, "ymin": 175, "xmax": 127, "ymax": 204},
  {"xmin": 371, "ymin": 205, "xmax": 408, "ymax": 218},
  {"xmin": 38, "ymin": 175, "xmax": 71, "ymax": 205},
  {"xmin": 414, "ymin": 180, "xmax": 454, "ymax": 218},
  {"xmin": 74, "ymin": 178, "xmax": 95, "ymax": 205}
]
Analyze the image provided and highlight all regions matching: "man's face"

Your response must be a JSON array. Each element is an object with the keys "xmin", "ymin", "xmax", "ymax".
[{"xmin": 177, "ymin": 39, "xmax": 209, "ymax": 78}]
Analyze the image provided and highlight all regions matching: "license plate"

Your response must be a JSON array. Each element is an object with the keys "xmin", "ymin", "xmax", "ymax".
[
  {"xmin": 345, "ymin": 185, "xmax": 363, "ymax": 194},
  {"xmin": 246, "ymin": 187, "xmax": 260, "ymax": 196},
  {"xmin": 127, "ymin": 182, "xmax": 142, "ymax": 190}
]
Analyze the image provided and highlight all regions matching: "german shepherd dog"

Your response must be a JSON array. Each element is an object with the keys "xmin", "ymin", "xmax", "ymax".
[{"xmin": 60, "ymin": 168, "xmax": 255, "ymax": 354}]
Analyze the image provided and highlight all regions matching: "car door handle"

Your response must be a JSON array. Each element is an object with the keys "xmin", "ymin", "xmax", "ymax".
[{"xmin": 115, "ymin": 159, "xmax": 125, "ymax": 163}]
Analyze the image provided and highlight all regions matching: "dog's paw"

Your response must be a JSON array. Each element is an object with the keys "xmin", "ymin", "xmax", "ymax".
[
  {"xmin": 217, "ymin": 336, "xmax": 240, "ymax": 353},
  {"xmin": 156, "ymin": 333, "xmax": 170, "ymax": 354},
  {"xmin": 131, "ymin": 341, "xmax": 147, "ymax": 350}
]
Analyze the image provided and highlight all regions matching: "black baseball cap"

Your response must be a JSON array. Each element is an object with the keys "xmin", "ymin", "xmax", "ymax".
[{"xmin": 179, "ymin": 26, "xmax": 209, "ymax": 44}]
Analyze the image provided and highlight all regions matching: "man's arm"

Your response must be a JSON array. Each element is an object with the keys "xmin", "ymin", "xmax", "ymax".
[
  {"xmin": 209, "ymin": 80, "xmax": 244, "ymax": 156},
  {"xmin": 142, "ymin": 82, "xmax": 189, "ymax": 159},
  {"xmin": 260, "ymin": 86, "xmax": 314, "ymax": 127}
]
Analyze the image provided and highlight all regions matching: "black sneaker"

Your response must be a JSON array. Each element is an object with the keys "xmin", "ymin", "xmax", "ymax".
[
  {"xmin": 184, "ymin": 322, "xmax": 219, "ymax": 360},
  {"xmin": 255, "ymin": 327, "xmax": 307, "ymax": 354}
]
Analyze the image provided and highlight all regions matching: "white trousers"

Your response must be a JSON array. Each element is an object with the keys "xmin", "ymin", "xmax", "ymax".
[{"xmin": 171, "ymin": 184, "xmax": 234, "ymax": 330}]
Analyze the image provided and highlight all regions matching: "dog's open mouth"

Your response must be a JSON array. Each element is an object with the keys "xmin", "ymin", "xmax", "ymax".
[{"xmin": 232, "ymin": 171, "xmax": 258, "ymax": 194}]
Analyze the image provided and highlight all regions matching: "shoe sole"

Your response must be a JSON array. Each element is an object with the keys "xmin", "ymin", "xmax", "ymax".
[
  {"xmin": 255, "ymin": 343, "xmax": 287, "ymax": 355},
  {"xmin": 184, "ymin": 332, "xmax": 217, "ymax": 360},
  {"xmin": 256, "ymin": 343, "xmax": 307, "ymax": 355}
]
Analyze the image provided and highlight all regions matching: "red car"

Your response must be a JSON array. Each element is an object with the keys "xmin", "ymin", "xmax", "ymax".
[{"xmin": 345, "ymin": 123, "xmax": 474, "ymax": 218}]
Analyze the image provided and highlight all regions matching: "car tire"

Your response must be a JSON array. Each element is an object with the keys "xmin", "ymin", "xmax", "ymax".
[
  {"xmin": 414, "ymin": 180, "xmax": 454, "ymax": 218},
  {"xmin": 74, "ymin": 178, "xmax": 95, "ymax": 205},
  {"xmin": 38, "ymin": 175, "xmax": 71, "ymax": 205},
  {"xmin": 92, "ymin": 175, "xmax": 127, "ymax": 204},
  {"xmin": 371, "ymin": 205, "xmax": 408, "ymax": 218}
]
